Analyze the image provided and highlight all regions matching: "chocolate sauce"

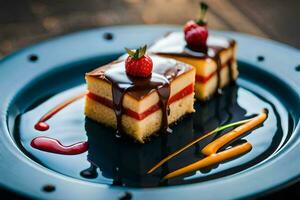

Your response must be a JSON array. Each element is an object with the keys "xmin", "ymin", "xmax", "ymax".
[
  {"xmin": 106, "ymin": 68, "xmax": 171, "ymax": 136},
  {"xmin": 209, "ymin": 46, "xmax": 223, "ymax": 94},
  {"xmin": 16, "ymin": 84, "xmax": 290, "ymax": 187},
  {"xmin": 228, "ymin": 57, "xmax": 235, "ymax": 83},
  {"xmin": 87, "ymin": 56, "xmax": 192, "ymax": 136},
  {"xmin": 149, "ymin": 32, "xmax": 236, "ymax": 92},
  {"xmin": 80, "ymin": 162, "xmax": 98, "ymax": 179}
]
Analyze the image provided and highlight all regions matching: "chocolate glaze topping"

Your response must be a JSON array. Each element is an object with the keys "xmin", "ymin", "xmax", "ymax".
[
  {"xmin": 86, "ymin": 56, "xmax": 193, "ymax": 137},
  {"xmin": 149, "ymin": 32, "xmax": 236, "ymax": 92}
]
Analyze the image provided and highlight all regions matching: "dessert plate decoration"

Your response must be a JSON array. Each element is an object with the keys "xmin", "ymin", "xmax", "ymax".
[{"xmin": 0, "ymin": 25, "xmax": 299, "ymax": 200}]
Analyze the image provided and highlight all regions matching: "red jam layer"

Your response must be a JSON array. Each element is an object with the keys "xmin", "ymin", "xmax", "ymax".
[
  {"xmin": 195, "ymin": 60, "xmax": 231, "ymax": 84},
  {"xmin": 87, "ymin": 83, "xmax": 194, "ymax": 120}
]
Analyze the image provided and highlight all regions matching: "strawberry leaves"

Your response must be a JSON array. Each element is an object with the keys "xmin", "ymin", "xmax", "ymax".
[
  {"xmin": 125, "ymin": 45, "xmax": 147, "ymax": 60},
  {"xmin": 197, "ymin": 2, "xmax": 209, "ymax": 26}
]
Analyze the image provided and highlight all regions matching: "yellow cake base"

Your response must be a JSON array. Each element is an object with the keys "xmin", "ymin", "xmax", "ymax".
[{"xmin": 85, "ymin": 94, "xmax": 194, "ymax": 143}]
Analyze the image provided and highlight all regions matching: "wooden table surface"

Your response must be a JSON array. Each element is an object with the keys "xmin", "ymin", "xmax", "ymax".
[
  {"xmin": 0, "ymin": 0, "xmax": 300, "ymax": 199},
  {"xmin": 1, "ymin": 0, "xmax": 300, "ymax": 58}
]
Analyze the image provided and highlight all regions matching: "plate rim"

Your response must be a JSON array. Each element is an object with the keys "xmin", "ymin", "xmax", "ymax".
[{"xmin": 0, "ymin": 25, "xmax": 300, "ymax": 200}]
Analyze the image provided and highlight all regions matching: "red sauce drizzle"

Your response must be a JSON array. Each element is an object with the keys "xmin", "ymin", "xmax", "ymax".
[
  {"xmin": 34, "ymin": 93, "xmax": 86, "ymax": 131},
  {"xmin": 31, "ymin": 136, "xmax": 88, "ymax": 155},
  {"xmin": 34, "ymin": 122, "xmax": 49, "ymax": 131}
]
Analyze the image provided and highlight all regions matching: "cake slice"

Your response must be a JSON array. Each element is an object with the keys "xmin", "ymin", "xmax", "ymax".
[
  {"xmin": 85, "ymin": 54, "xmax": 195, "ymax": 143},
  {"xmin": 149, "ymin": 32, "xmax": 238, "ymax": 100},
  {"xmin": 149, "ymin": 3, "xmax": 238, "ymax": 100}
]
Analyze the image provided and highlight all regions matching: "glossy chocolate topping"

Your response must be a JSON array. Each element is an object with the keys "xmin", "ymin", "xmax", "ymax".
[
  {"xmin": 86, "ymin": 56, "xmax": 192, "ymax": 137},
  {"xmin": 149, "ymin": 32, "xmax": 236, "ymax": 91},
  {"xmin": 86, "ymin": 56, "xmax": 192, "ymax": 99}
]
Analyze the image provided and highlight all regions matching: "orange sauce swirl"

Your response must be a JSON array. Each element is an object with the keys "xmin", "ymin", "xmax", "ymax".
[
  {"xmin": 34, "ymin": 93, "xmax": 86, "ymax": 131},
  {"xmin": 148, "ymin": 109, "xmax": 268, "ymax": 180},
  {"xmin": 163, "ymin": 142, "xmax": 252, "ymax": 180}
]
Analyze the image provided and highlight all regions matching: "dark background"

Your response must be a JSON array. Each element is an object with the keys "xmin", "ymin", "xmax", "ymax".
[
  {"xmin": 1, "ymin": 0, "xmax": 300, "ymax": 199},
  {"xmin": 1, "ymin": 0, "xmax": 300, "ymax": 59}
]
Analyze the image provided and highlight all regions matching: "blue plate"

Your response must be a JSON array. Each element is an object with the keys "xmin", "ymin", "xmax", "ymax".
[{"xmin": 0, "ymin": 25, "xmax": 300, "ymax": 200}]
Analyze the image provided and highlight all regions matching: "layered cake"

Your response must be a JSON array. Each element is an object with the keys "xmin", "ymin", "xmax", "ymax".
[
  {"xmin": 149, "ymin": 3, "xmax": 238, "ymax": 100},
  {"xmin": 85, "ymin": 46, "xmax": 195, "ymax": 142}
]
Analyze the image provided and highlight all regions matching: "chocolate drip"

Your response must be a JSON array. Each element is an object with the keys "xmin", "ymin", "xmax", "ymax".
[
  {"xmin": 105, "ymin": 71, "xmax": 171, "ymax": 136},
  {"xmin": 102, "ymin": 57, "xmax": 187, "ymax": 136},
  {"xmin": 228, "ymin": 57, "xmax": 234, "ymax": 84},
  {"xmin": 207, "ymin": 46, "xmax": 223, "ymax": 94},
  {"xmin": 228, "ymin": 40, "xmax": 236, "ymax": 83},
  {"xmin": 80, "ymin": 162, "xmax": 98, "ymax": 179},
  {"xmin": 216, "ymin": 56, "xmax": 222, "ymax": 94},
  {"xmin": 157, "ymin": 84, "xmax": 172, "ymax": 133},
  {"xmin": 110, "ymin": 83, "xmax": 126, "ymax": 137}
]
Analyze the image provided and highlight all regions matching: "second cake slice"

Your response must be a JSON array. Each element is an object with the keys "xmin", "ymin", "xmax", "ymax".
[{"xmin": 149, "ymin": 32, "xmax": 238, "ymax": 100}]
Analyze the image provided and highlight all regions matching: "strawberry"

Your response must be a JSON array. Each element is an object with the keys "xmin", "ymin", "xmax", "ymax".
[
  {"xmin": 184, "ymin": 2, "xmax": 209, "ymax": 52},
  {"xmin": 183, "ymin": 20, "xmax": 198, "ymax": 34},
  {"xmin": 185, "ymin": 26, "xmax": 208, "ymax": 51},
  {"xmin": 125, "ymin": 45, "xmax": 153, "ymax": 78}
]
